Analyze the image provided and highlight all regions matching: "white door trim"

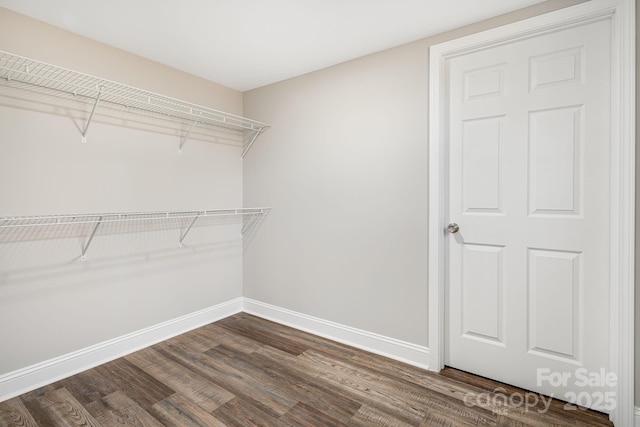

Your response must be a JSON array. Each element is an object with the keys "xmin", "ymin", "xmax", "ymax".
[{"xmin": 427, "ymin": 0, "xmax": 635, "ymax": 425}]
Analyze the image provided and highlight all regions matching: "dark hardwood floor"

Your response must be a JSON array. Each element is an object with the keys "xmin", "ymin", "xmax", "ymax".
[{"xmin": 0, "ymin": 313, "xmax": 613, "ymax": 426}]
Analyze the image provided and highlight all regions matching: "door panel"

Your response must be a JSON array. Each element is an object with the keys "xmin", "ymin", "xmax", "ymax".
[
  {"xmin": 462, "ymin": 117, "xmax": 504, "ymax": 213},
  {"xmin": 446, "ymin": 18, "xmax": 611, "ymax": 409},
  {"xmin": 461, "ymin": 243, "xmax": 505, "ymax": 345},
  {"xmin": 527, "ymin": 248, "xmax": 581, "ymax": 361},
  {"xmin": 529, "ymin": 47, "xmax": 583, "ymax": 90},
  {"xmin": 528, "ymin": 106, "xmax": 582, "ymax": 215}
]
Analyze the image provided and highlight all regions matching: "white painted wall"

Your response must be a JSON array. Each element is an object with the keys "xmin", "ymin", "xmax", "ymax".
[
  {"xmin": 0, "ymin": 8, "xmax": 245, "ymax": 374},
  {"xmin": 242, "ymin": 42, "xmax": 430, "ymax": 345},
  {"xmin": 243, "ymin": 0, "xmax": 589, "ymax": 348}
]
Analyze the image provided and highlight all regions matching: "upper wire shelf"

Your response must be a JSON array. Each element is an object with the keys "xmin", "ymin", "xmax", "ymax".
[{"xmin": 0, "ymin": 51, "xmax": 269, "ymax": 157}]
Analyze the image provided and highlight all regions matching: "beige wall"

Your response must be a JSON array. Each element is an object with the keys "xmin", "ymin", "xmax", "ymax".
[
  {"xmin": 0, "ymin": 8, "xmax": 245, "ymax": 374},
  {"xmin": 0, "ymin": 8, "xmax": 241, "ymax": 115},
  {"xmin": 243, "ymin": 39, "xmax": 431, "ymax": 343},
  {"xmin": 242, "ymin": 0, "xmax": 640, "ymax": 398}
]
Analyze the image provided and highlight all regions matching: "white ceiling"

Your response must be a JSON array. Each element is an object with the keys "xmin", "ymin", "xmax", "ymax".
[{"xmin": 0, "ymin": 0, "xmax": 547, "ymax": 91}]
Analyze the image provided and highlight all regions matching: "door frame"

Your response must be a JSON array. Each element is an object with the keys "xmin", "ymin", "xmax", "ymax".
[{"xmin": 427, "ymin": 0, "xmax": 635, "ymax": 424}]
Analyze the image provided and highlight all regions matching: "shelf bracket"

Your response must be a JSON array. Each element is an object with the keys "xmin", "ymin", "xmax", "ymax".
[
  {"xmin": 81, "ymin": 217, "xmax": 102, "ymax": 261},
  {"xmin": 179, "ymin": 112, "xmax": 202, "ymax": 154},
  {"xmin": 81, "ymin": 85, "xmax": 105, "ymax": 143},
  {"xmin": 241, "ymin": 214, "xmax": 260, "ymax": 237},
  {"xmin": 241, "ymin": 128, "xmax": 264, "ymax": 160},
  {"xmin": 179, "ymin": 212, "xmax": 202, "ymax": 247}
]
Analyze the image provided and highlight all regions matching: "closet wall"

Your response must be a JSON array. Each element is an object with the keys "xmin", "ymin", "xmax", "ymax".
[
  {"xmin": 0, "ymin": 8, "xmax": 245, "ymax": 375},
  {"xmin": 242, "ymin": 0, "xmax": 589, "ymax": 361}
]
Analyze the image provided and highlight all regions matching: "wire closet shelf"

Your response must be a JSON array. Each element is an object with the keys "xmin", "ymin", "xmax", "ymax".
[
  {"xmin": 0, "ymin": 208, "xmax": 267, "ymax": 228},
  {"xmin": 0, "ymin": 208, "xmax": 269, "ymax": 260},
  {"xmin": 0, "ymin": 50, "xmax": 269, "ymax": 157}
]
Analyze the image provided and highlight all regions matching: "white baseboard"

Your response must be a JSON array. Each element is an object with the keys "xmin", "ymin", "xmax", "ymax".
[
  {"xmin": 0, "ymin": 297, "xmax": 243, "ymax": 402},
  {"xmin": 242, "ymin": 298, "xmax": 430, "ymax": 369},
  {"xmin": 0, "ymin": 297, "xmax": 430, "ymax": 403},
  {"xmin": 635, "ymin": 406, "xmax": 640, "ymax": 426}
]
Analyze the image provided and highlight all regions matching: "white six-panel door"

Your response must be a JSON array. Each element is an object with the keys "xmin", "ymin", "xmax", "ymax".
[{"xmin": 445, "ymin": 17, "xmax": 612, "ymax": 409}]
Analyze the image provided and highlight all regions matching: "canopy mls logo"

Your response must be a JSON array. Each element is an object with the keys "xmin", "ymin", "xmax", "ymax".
[
  {"xmin": 463, "ymin": 387, "xmax": 554, "ymax": 415},
  {"xmin": 463, "ymin": 368, "xmax": 618, "ymax": 415},
  {"xmin": 537, "ymin": 368, "xmax": 618, "ymax": 411}
]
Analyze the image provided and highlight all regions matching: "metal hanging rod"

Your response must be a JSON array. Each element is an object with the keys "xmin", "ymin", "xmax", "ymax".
[{"xmin": 0, "ymin": 51, "xmax": 269, "ymax": 155}]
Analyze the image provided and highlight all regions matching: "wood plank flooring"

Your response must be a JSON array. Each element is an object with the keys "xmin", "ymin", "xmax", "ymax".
[{"xmin": 0, "ymin": 313, "xmax": 614, "ymax": 426}]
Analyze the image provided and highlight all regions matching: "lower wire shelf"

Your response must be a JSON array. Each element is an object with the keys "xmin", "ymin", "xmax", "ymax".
[{"xmin": 0, "ymin": 208, "xmax": 269, "ymax": 260}]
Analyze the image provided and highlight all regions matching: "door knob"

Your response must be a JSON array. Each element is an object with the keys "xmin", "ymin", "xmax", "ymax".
[{"xmin": 447, "ymin": 223, "xmax": 460, "ymax": 233}]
